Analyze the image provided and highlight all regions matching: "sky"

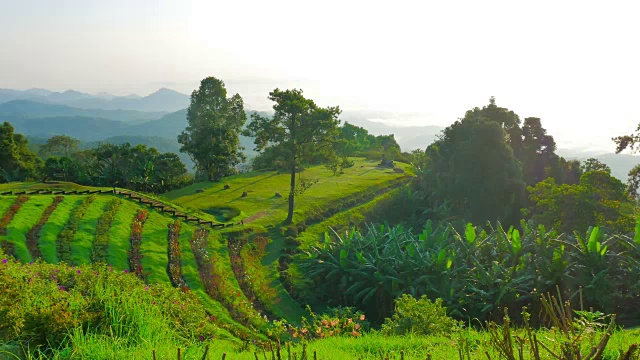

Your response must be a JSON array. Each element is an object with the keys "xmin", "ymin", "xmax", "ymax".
[{"xmin": 1, "ymin": 0, "xmax": 640, "ymax": 152}]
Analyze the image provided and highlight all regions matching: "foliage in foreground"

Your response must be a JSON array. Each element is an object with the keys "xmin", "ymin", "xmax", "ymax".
[
  {"xmin": 381, "ymin": 295, "xmax": 459, "ymax": 336},
  {"xmin": 303, "ymin": 222, "xmax": 640, "ymax": 324},
  {"xmin": 0, "ymin": 253, "xmax": 225, "ymax": 358}
]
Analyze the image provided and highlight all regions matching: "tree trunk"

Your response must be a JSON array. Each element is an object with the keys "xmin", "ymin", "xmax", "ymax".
[{"xmin": 286, "ymin": 165, "xmax": 295, "ymax": 224}]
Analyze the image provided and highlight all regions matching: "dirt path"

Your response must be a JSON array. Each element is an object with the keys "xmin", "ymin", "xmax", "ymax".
[{"xmin": 243, "ymin": 211, "xmax": 269, "ymax": 223}]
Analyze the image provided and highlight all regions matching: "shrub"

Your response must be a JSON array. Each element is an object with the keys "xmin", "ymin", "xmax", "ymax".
[
  {"xmin": 382, "ymin": 295, "xmax": 460, "ymax": 336},
  {"xmin": 166, "ymin": 219, "xmax": 188, "ymax": 290},
  {"xmin": 128, "ymin": 209, "xmax": 149, "ymax": 279},
  {"xmin": 284, "ymin": 236, "xmax": 301, "ymax": 247},
  {"xmin": 284, "ymin": 226, "xmax": 298, "ymax": 237},
  {"xmin": 0, "ymin": 253, "xmax": 219, "ymax": 354}
]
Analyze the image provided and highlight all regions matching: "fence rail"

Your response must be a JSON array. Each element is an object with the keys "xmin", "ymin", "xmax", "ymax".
[{"xmin": 0, "ymin": 187, "xmax": 246, "ymax": 231}]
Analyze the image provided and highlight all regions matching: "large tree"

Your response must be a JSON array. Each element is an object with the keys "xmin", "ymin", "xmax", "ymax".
[
  {"xmin": 39, "ymin": 135, "xmax": 80, "ymax": 158},
  {"xmin": 244, "ymin": 89, "xmax": 340, "ymax": 224},
  {"xmin": 422, "ymin": 117, "xmax": 526, "ymax": 225},
  {"xmin": 0, "ymin": 122, "xmax": 42, "ymax": 182},
  {"xmin": 178, "ymin": 77, "xmax": 246, "ymax": 181}
]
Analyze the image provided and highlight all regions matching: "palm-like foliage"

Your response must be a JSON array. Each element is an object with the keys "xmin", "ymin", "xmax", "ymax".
[{"xmin": 302, "ymin": 221, "xmax": 640, "ymax": 324}]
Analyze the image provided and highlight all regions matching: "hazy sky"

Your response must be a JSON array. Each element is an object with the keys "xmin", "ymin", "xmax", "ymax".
[{"xmin": 1, "ymin": 0, "xmax": 640, "ymax": 151}]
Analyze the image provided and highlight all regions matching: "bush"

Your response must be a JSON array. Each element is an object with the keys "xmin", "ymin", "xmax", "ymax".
[
  {"xmin": 284, "ymin": 237, "xmax": 301, "ymax": 247},
  {"xmin": 381, "ymin": 295, "xmax": 460, "ymax": 336},
  {"xmin": 0, "ymin": 253, "xmax": 220, "ymax": 354},
  {"xmin": 284, "ymin": 225, "xmax": 298, "ymax": 237}
]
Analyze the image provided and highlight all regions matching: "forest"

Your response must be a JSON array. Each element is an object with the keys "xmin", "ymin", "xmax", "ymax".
[{"xmin": 1, "ymin": 76, "xmax": 640, "ymax": 359}]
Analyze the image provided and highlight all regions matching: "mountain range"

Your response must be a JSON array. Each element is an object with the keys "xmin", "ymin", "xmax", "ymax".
[{"xmin": 0, "ymin": 87, "xmax": 189, "ymax": 113}]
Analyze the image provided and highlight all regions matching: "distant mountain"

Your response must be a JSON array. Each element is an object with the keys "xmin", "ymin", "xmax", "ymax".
[
  {"xmin": 0, "ymin": 88, "xmax": 190, "ymax": 113},
  {"xmin": 0, "ymin": 100, "xmax": 166, "ymax": 122},
  {"xmin": 133, "ymin": 109, "xmax": 258, "ymax": 158},
  {"xmin": 46, "ymin": 90, "xmax": 93, "ymax": 103},
  {"xmin": 24, "ymin": 88, "xmax": 52, "ymax": 96},
  {"xmin": 8, "ymin": 116, "xmax": 130, "ymax": 141}
]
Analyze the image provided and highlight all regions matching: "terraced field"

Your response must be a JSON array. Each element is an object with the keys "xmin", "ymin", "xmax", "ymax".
[{"xmin": 0, "ymin": 158, "xmax": 411, "ymax": 340}]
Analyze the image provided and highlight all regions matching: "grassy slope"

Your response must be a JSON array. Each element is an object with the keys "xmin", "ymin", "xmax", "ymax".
[
  {"xmin": 140, "ymin": 210, "xmax": 171, "ymax": 284},
  {"xmin": 0, "ymin": 190, "xmax": 262, "ymax": 341},
  {"xmin": 176, "ymin": 223, "xmax": 255, "ymax": 338},
  {"xmin": 39, "ymin": 196, "xmax": 83, "ymax": 263},
  {"xmin": 106, "ymin": 199, "xmax": 139, "ymax": 270},
  {"xmin": 71, "ymin": 196, "xmax": 113, "ymax": 265},
  {"xmin": 164, "ymin": 159, "xmax": 411, "ymax": 323},
  {"xmin": 164, "ymin": 158, "xmax": 411, "ymax": 226},
  {"xmin": 0, "ymin": 196, "xmax": 14, "ymax": 218},
  {"xmin": 0, "ymin": 196, "xmax": 51, "ymax": 262}
]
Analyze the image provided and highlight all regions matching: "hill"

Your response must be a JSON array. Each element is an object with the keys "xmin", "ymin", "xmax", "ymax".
[
  {"xmin": 0, "ymin": 100, "xmax": 166, "ymax": 122},
  {"xmin": 8, "ymin": 116, "xmax": 131, "ymax": 141},
  {"xmin": 0, "ymin": 88, "xmax": 190, "ymax": 113},
  {"xmin": 163, "ymin": 158, "xmax": 412, "ymax": 320},
  {"xmin": 0, "ymin": 185, "xmax": 266, "ymax": 341},
  {"xmin": 0, "ymin": 160, "xmax": 410, "ymax": 330}
]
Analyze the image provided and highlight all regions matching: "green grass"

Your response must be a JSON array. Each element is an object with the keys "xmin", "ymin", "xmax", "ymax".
[
  {"xmin": 27, "ymin": 328, "xmax": 639, "ymax": 360},
  {"xmin": 0, "ymin": 196, "xmax": 52, "ymax": 262},
  {"xmin": 176, "ymin": 224, "xmax": 259, "ymax": 339},
  {"xmin": 164, "ymin": 158, "xmax": 411, "ymax": 226},
  {"xmin": 140, "ymin": 210, "xmax": 172, "ymax": 284},
  {"xmin": 0, "ymin": 196, "xmax": 15, "ymax": 219},
  {"xmin": 106, "ymin": 199, "xmax": 140, "ymax": 270},
  {"xmin": 163, "ymin": 159, "xmax": 410, "ymax": 323},
  {"xmin": 71, "ymin": 196, "xmax": 113, "ymax": 265},
  {"xmin": 296, "ymin": 186, "xmax": 404, "ymax": 249},
  {"xmin": 39, "ymin": 196, "xmax": 84, "ymax": 263}
]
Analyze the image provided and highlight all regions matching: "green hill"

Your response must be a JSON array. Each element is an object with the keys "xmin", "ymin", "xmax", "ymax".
[{"xmin": 0, "ymin": 159, "xmax": 410, "ymax": 339}]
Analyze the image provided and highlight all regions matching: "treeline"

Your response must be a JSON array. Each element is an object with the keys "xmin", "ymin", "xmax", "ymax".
[
  {"xmin": 0, "ymin": 123, "xmax": 190, "ymax": 193},
  {"xmin": 399, "ymin": 97, "xmax": 636, "ymax": 233}
]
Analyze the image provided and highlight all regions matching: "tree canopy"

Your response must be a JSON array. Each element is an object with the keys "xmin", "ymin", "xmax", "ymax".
[
  {"xmin": 178, "ymin": 77, "xmax": 246, "ymax": 181},
  {"xmin": 527, "ymin": 169, "xmax": 634, "ymax": 233},
  {"xmin": 421, "ymin": 116, "xmax": 525, "ymax": 224},
  {"xmin": 0, "ymin": 122, "xmax": 42, "ymax": 182}
]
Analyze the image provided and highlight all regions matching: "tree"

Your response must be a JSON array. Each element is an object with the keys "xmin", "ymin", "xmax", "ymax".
[
  {"xmin": 527, "ymin": 170, "xmax": 633, "ymax": 233},
  {"xmin": 244, "ymin": 89, "xmax": 340, "ymax": 224},
  {"xmin": 0, "ymin": 122, "xmax": 42, "ymax": 182},
  {"xmin": 178, "ymin": 77, "xmax": 246, "ymax": 181},
  {"xmin": 39, "ymin": 135, "xmax": 80, "ymax": 158},
  {"xmin": 613, "ymin": 125, "xmax": 640, "ymax": 197},
  {"xmin": 463, "ymin": 99, "xmax": 578, "ymax": 186},
  {"xmin": 421, "ymin": 117, "xmax": 525, "ymax": 225},
  {"xmin": 581, "ymin": 158, "xmax": 611, "ymax": 174}
]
